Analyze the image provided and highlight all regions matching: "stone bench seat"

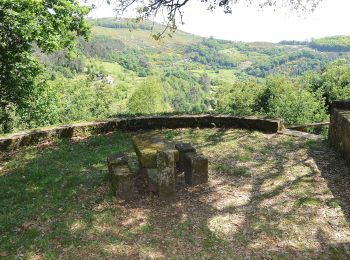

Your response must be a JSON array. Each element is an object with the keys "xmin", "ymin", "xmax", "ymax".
[
  {"xmin": 107, "ymin": 153, "xmax": 138, "ymax": 200},
  {"xmin": 183, "ymin": 152, "xmax": 208, "ymax": 185}
]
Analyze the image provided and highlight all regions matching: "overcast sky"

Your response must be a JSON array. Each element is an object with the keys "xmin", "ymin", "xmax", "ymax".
[{"xmin": 88, "ymin": 0, "xmax": 350, "ymax": 43}]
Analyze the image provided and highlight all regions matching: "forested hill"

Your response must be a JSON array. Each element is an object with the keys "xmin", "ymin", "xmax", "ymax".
[
  {"xmin": 5, "ymin": 17, "xmax": 350, "ymax": 134},
  {"xmin": 83, "ymin": 19, "xmax": 350, "ymax": 78},
  {"xmin": 44, "ymin": 18, "xmax": 350, "ymax": 82}
]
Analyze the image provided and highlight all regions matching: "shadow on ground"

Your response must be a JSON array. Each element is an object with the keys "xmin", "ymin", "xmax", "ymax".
[{"xmin": 0, "ymin": 129, "xmax": 349, "ymax": 259}]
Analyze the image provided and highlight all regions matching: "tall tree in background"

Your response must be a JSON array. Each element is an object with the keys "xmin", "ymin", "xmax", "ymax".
[{"xmin": 0, "ymin": 0, "xmax": 90, "ymax": 133}]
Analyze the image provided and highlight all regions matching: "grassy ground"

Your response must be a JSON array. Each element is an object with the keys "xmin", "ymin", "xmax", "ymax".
[{"xmin": 1, "ymin": 129, "xmax": 350, "ymax": 259}]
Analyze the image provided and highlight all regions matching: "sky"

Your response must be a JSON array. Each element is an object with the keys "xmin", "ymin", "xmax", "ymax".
[{"xmin": 87, "ymin": 0, "xmax": 350, "ymax": 43}]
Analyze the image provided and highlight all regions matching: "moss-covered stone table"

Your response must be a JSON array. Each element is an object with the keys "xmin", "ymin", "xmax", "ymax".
[
  {"xmin": 132, "ymin": 133, "xmax": 179, "ymax": 168},
  {"xmin": 108, "ymin": 132, "xmax": 208, "ymax": 200}
]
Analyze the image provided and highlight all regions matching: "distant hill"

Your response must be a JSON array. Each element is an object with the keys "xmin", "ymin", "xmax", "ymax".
[
  {"xmin": 309, "ymin": 36, "xmax": 350, "ymax": 52},
  {"xmin": 40, "ymin": 17, "xmax": 350, "ymax": 81},
  {"xmin": 11, "ymin": 17, "xmax": 350, "ymax": 134},
  {"xmin": 78, "ymin": 18, "xmax": 350, "ymax": 79}
]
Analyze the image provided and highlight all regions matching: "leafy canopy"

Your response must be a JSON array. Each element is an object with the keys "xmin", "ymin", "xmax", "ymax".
[{"xmin": 0, "ymin": 0, "xmax": 90, "ymax": 132}]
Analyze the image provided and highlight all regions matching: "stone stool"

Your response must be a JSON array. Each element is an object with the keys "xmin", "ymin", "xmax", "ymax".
[
  {"xmin": 184, "ymin": 152, "xmax": 208, "ymax": 186},
  {"xmin": 175, "ymin": 142, "xmax": 196, "ymax": 172},
  {"xmin": 107, "ymin": 153, "xmax": 135, "ymax": 200}
]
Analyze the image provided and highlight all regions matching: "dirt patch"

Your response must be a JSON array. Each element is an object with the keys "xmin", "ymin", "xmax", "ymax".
[{"xmin": 1, "ymin": 129, "xmax": 349, "ymax": 259}]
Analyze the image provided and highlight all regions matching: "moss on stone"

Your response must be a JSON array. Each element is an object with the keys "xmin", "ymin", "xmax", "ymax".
[{"xmin": 132, "ymin": 133, "xmax": 179, "ymax": 168}]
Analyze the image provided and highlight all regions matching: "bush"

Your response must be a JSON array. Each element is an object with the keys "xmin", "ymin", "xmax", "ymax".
[
  {"xmin": 127, "ymin": 77, "xmax": 168, "ymax": 114},
  {"xmin": 215, "ymin": 80, "xmax": 262, "ymax": 116},
  {"xmin": 54, "ymin": 77, "xmax": 114, "ymax": 122},
  {"xmin": 256, "ymin": 76, "xmax": 327, "ymax": 125},
  {"xmin": 303, "ymin": 59, "xmax": 350, "ymax": 109}
]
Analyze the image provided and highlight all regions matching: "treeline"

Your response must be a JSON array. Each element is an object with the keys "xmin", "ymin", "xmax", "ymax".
[
  {"xmin": 3, "ymin": 59, "xmax": 350, "ymax": 134},
  {"xmin": 4, "ymin": 18, "xmax": 350, "ymax": 134},
  {"xmin": 279, "ymin": 40, "xmax": 309, "ymax": 46},
  {"xmin": 216, "ymin": 59, "xmax": 350, "ymax": 125},
  {"xmin": 309, "ymin": 36, "xmax": 350, "ymax": 52},
  {"xmin": 245, "ymin": 50, "xmax": 326, "ymax": 77},
  {"xmin": 90, "ymin": 18, "xmax": 153, "ymax": 31},
  {"xmin": 280, "ymin": 36, "xmax": 350, "ymax": 52}
]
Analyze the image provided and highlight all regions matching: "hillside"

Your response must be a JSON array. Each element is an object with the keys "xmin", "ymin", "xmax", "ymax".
[
  {"xmin": 86, "ymin": 18, "xmax": 350, "ymax": 79},
  {"xmin": 45, "ymin": 18, "xmax": 350, "ymax": 82},
  {"xmin": 4, "ymin": 17, "xmax": 350, "ymax": 134}
]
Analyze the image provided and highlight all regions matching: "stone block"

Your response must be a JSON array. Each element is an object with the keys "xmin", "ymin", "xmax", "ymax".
[
  {"xmin": 184, "ymin": 152, "xmax": 208, "ymax": 186},
  {"xmin": 329, "ymin": 107, "xmax": 350, "ymax": 166},
  {"xmin": 107, "ymin": 152, "xmax": 138, "ymax": 199},
  {"xmin": 145, "ymin": 168, "xmax": 158, "ymax": 193},
  {"xmin": 175, "ymin": 142, "xmax": 196, "ymax": 172},
  {"xmin": 132, "ymin": 133, "xmax": 179, "ymax": 168},
  {"xmin": 157, "ymin": 149, "xmax": 176, "ymax": 199},
  {"xmin": 107, "ymin": 153, "xmax": 128, "ymax": 172},
  {"xmin": 109, "ymin": 164, "xmax": 135, "ymax": 200}
]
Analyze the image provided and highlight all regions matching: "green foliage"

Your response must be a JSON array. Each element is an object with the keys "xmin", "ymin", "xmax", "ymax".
[
  {"xmin": 80, "ymin": 35, "xmax": 125, "ymax": 60},
  {"xmin": 0, "ymin": 0, "xmax": 90, "ymax": 132},
  {"xmin": 50, "ymin": 76, "xmax": 115, "ymax": 122},
  {"xmin": 215, "ymin": 75, "xmax": 328, "ymax": 125},
  {"xmin": 112, "ymin": 50, "xmax": 151, "ymax": 77},
  {"xmin": 3, "ymin": 16, "xmax": 350, "ymax": 135},
  {"xmin": 215, "ymin": 81, "xmax": 262, "ymax": 116},
  {"xmin": 127, "ymin": 77, "xmax": 168, "ymax": 114},
  {"xmin": 256, "ymin": 76, "xmax": 327, "ymax": 125},
  {"xmin": 186, "ymin": 38, "xmax": 238, "ymax": 69},
  {"xmin": 245, "ymin": 50, "xmax": 325, "ymax": 78},
  {"xmin": 90, "ymin": 17, "xmax": 153, "ymax": 31},
  {"xmin": 310, "ymin": 36, "xmax": 350, "ymax": 52},
  {"xmin": 162, "ymin": 69, "xmax": 209, "ymax": 112},
  {"xmin": 302, "ymin": 59, "xmax": 350, "ymax": 108}
]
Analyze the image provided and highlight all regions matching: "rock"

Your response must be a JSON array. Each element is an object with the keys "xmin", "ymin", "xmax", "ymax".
[
  {"xmin": 145, "ymin": 168, "xmax": 158, "ymax": 193},
  {"xmin": 132, "ymin": 133, "xmax": 179, "ymax": 168},
  {"xmin": 107, "ymin": 152, "xmax": 136, "ymax": 199},
  {"xmin": 175, "ymin": 142, "xmax": 196, "ymax": 172},
  {"xmin": 184, "ymin": 152, "xmax": 208, "ymax": 186},
  {"xmin": 329, "ymin": 101, "xmax": 350, "ymax": 166},
  {"xmin": 107, "ymin": 153, "xmax": 128, "ymax": 172},
  {"xmin": 157, "ymin": 149, "xmax": 176, "ymax": 199},
  {"xmin": 109, "ymin": 164, "xmax": 135, "ymax": 200}
]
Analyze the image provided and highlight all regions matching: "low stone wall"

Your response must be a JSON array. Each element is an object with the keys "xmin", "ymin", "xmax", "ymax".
[
  {"xmin": 329, "ymin": 100, "xmax": 350, "ymax": 165},
  {"xmin": 0, "ymin": 115, "xmax": 283, "ymax": 152}
]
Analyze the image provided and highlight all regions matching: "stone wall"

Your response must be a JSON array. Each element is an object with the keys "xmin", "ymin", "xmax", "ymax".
[
  {"xmin": 329, "ymin": 100, "xmax": 350, "ymax": 165},
  {"xmin": 0, "ymin": 115, "xmax": 283, "ymax": 152}
]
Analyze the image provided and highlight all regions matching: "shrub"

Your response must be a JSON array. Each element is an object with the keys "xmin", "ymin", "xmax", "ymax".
[
  {"xmin": 215, "ymin": 80, "xmax": 262, "ymax": 116},
  {"xmin": 256, "ymin": 76, "xmax": 327, "ymax": 125},
  {"xmin": 127, "ymin": 77, "xmax": 168, "ymax": 114}
]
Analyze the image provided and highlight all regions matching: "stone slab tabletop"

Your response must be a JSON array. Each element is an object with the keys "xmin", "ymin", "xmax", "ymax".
[{"xmin": 132, "ymin": 132, "xmax": 179, "ymax": 168}]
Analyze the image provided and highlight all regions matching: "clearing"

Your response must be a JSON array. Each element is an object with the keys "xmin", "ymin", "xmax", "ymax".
[{"xmin": 0, "ymin": 129, "xmax": 350, "ymax": 259}]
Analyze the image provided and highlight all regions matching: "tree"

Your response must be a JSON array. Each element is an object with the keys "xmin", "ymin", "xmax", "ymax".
[
  {"xmin": 127, "ymin": 77, "xmax": 168, "ymax": 114},
  {"xmin": 215, "ymin": 80, "xmax": 262, "ymax": 116},
  {"xmin": 111, "ymin": 0, "xmax": 323, "ymax": 38},
  {"xmin": 302, "ymin": 59, "xmax": 350, "ymax": 109},
  {"xmin": 256, "ymin": 75, "xmax": 327, "ymax": 125},
  {"xmin": 0, "ymin": 0, "xmax": 90, "ymax": 133}
]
